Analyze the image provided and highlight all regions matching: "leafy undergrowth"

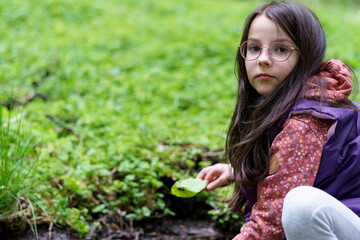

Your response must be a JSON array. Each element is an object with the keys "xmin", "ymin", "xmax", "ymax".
[{"xmin": 0, "ymin": 0, "xmax": 359, "ymax": 238}]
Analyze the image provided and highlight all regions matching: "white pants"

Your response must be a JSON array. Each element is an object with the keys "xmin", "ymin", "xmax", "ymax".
[{"xmin": 282, "ymin": 186, "xmax": 360, "ymax": 240}]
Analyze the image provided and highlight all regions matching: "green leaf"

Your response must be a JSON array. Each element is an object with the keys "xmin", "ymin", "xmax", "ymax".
[
  {"xmin": 91, "ymin": 204, "xmax": 107, "ymax": 214},
  {"xmin": 171, "ymin": 178, "xmax": 207, "ymax": 198}
]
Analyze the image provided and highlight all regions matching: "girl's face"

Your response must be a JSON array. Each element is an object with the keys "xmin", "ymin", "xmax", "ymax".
[{"xmin": 245, "ymin": 15, "xmax": 300, "ymax": 96}]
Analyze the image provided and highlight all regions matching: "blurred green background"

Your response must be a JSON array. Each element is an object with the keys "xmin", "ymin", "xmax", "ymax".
[{"xmin": 0, "ymin": 0, "xmax": 359, "ymax": 236}]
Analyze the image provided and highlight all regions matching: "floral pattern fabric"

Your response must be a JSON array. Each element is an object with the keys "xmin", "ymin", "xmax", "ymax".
[{"xmin": 233, "ymin": 114, "xmax": 334, "ymax": 240}]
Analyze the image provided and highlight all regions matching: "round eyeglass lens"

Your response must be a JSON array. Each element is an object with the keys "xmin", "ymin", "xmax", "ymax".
[
  {"xmin": 270, "ymin": 42, "xmax": 292, "ymax": 62},
  {"xmin": 240, "ymin": 41, "xmax": 260, "ymax": 61}
]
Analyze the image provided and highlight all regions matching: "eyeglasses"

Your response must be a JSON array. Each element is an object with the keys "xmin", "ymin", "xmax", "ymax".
[{"xmin": 239, "ymin": 40, "xmax": 300, "ymax": 62}]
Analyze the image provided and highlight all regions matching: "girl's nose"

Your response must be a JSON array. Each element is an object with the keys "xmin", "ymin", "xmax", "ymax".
[{"xmin": 257, "ymin": 48, "xmax": 272, "ymax": 66}]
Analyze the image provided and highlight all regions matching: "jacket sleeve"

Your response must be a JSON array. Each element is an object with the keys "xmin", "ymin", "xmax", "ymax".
[{"xmin": 233, "ymin": 114, "xmax": 333, "ymax": 240}]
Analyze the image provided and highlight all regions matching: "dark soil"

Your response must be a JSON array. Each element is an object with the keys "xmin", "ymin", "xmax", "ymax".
[
  {"xmin": 3, "ymin": 217, "xmax": 239, "ymax": 240},
  {"xmin": 1, "ymin": 190, "xmax": 241, "ymax": 239}
]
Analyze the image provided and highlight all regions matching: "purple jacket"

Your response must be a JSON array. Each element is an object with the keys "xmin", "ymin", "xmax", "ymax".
[{"xmin": 243, "ymin": 98, "xmax": 360, "ymax": 221}]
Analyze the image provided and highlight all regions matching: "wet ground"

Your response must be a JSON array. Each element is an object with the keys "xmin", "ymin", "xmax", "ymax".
[
  {"xmin": 2, "ymin": 196, "xmax": 241, "ymax": 239},
  {"xmin": 5, "ymin": 218, "xmax": 238, "ymax": 240},
  {"xmin": 2, "ymin": 173, "xmax": 240, "ymax": 239}
]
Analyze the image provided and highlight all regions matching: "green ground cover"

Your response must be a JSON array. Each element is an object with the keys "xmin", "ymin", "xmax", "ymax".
[{"xmin": 0, "ymin": 0, "xmax": 359, "ymax": 236}]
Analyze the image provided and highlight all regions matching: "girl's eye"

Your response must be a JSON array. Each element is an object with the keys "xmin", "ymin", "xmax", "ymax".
[
  {"xmin": 273, "ymin": 44, "xmax": 290, "ymax": 53},
  {"xmin": 248, "ymin": 45, "xmax": 261, "ymax": 52}
]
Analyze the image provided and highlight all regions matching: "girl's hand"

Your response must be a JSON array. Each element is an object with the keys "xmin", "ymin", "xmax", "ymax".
[{"xmin": 196, "ymin": 163, "xmax": 234, "ymax": 191}]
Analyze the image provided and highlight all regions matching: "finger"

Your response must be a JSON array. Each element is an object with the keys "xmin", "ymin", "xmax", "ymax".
[
  {"xmin": 206, "ymin": 177, "xmax": 224, "ymax": 191},
  {"xmin": 196, "ymin": 169, "xmax": 206, "ymax": 179},
  {"xmin": 203, "ymin": 170, "xmax": 220, "ymax": 183}
]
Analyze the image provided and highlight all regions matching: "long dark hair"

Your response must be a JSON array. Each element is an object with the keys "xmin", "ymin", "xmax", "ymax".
[{"xmin": 227, "ymin": 1, "xmax": 327, "ymax": 213}]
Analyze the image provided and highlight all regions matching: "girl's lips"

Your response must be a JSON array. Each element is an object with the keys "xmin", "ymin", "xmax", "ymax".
[{"xmin": 254, "ymin": 73, "xmax": 274, "ymax": 80}]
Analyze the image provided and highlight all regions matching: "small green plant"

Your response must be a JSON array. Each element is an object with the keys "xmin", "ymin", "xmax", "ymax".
[
  {"xmin": 208, "ymin": 201, "xmax": 241, "ymax": 228},
  {"xmin": 0, "ymin": 106, "xmax": 44, "ymax": 238}
]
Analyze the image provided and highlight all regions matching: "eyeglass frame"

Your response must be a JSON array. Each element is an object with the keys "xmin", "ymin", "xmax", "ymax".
[{"xmin": 239, "ymin": 40, "xmax": 300, "ymax": 62}]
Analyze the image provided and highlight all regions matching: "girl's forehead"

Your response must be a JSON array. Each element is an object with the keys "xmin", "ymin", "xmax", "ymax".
[{"xmin": 248, "ymin": 15, "xmax": 294, "ymax": 44}]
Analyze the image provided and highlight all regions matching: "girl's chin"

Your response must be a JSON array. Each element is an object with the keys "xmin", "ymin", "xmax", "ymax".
[{"xmin": 256, "ymin": 89, "xmax": 274, "ymax": 96}]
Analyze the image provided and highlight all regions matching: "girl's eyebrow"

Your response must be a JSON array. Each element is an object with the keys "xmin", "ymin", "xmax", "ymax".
[
  {"xmin": 247, "ymin": 37, "xmax": 260, "ymax": 43},
  {"xmin": 247, "ymin": 37, "xmax": 296, "ymax": 45},
  {"xmin": 274, "ymin": 37, "xmax": 295, "ymax": 44}
]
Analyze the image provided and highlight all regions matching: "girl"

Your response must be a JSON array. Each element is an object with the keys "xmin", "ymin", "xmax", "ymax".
[{"xmin": 197, "ymin": 1, "xmax": 360, "ymax": 239}]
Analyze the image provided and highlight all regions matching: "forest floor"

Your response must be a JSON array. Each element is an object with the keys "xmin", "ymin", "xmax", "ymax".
[{"xmin": 5, "ymin": 217, "xmax": 238, "ymax": 240}]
